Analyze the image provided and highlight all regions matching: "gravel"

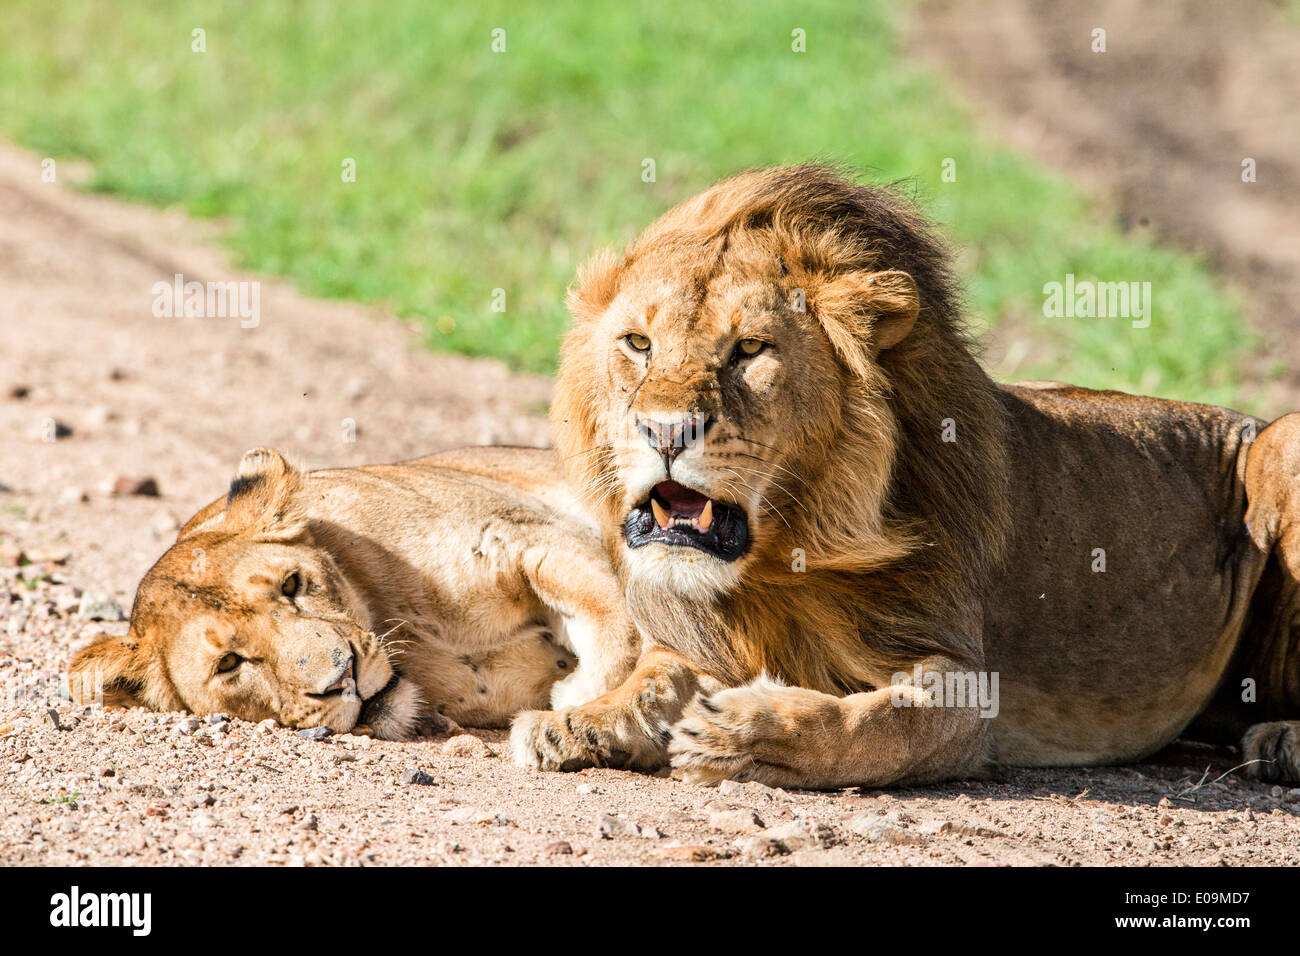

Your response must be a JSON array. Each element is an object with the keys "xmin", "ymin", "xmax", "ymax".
[{"xmin": 1, "ymin": 140, "xmax": 1297, "ymax": 866}]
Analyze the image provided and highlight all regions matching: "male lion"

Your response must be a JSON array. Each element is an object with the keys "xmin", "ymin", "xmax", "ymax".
[
  {"xmin": 510, "ymin": 163, "xmax": 1300, "ymax": 788},
  {"xmin": 69, "ymin": 447, "xmax": 638, "ymax": 738}
]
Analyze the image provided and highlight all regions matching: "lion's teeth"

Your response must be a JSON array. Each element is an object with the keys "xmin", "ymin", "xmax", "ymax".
[
  {"xmin": 651, "ymin": 498, "xmax": 670, "ymax": 529},
  {"xmin": 697, "ymin": 499, "xmax": 714, "ymax": 532}
]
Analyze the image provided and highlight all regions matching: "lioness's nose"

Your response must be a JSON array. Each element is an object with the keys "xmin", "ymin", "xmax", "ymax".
[
  {"xmin": 635, "ymin": 413, "xmax": 714, "ymax": 469},
  {"xmin": 315, "ymin": 650, "xmax": 356, "ymax": 695}
]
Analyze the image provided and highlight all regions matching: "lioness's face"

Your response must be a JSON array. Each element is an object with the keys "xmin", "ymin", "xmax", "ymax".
[
  {"xmin": 566, "ymin": 238, "xmax": 851, "ymax": 598},
  {"xmin": 128, "ymin": 534, "xmax": 394, "ymax": 732},
  {"xmin": 70, "ymin": 449, "xmax": 405, "ymax": 735}
]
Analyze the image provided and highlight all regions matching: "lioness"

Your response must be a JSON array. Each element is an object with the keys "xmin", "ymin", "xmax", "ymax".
[
  {"xmin": 510, "ymin": 163, "xmax": 1300, "ymax": 788},
  {"xmin": 69, "ymin": 447, "xmax": 638, "ymax": 738}
]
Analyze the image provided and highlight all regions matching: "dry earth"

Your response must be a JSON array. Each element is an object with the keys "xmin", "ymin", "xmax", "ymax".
[
  {"xmin": 1, "ymin": 136, "xmax": 1298, "ymax": 867},
  {"xmin": 915, "ymin": 0, "xmax": 1300, "ymax": 414}
]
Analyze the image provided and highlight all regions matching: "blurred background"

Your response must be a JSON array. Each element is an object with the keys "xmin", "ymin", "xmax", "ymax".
[{"xmin": 1, "ymin": 0, "xmax": 1297, "ymax": 412}]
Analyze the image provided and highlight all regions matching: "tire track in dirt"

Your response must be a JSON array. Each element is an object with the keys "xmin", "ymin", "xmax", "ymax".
[{"xmin": 914, "ymin": 0, "xmax": 1300, "ymax": 414}]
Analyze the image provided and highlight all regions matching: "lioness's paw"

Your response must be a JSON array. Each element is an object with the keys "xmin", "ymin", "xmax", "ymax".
[
  {"xmin": 510, "ymin": 705, "xmax": 667, "ymax": 772},
  {"xmin": 1242, "ymin": 720, "xmax": 1300, "ymax": 784},
  {"xmin": 668, "ymin": 678, "xmax": 841, "ymax": 788}
]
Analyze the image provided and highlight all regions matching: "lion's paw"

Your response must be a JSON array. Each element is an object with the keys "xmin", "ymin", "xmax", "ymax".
[
  {"xmin": 668, "ymin": 677, "xmax": 841, "ymax": 788},
  {"xmin": 510, "ymin": 704, "xmax": 667, "ymax": 772},
  {"xmin": 1242, "ymin": 720, "xmax": 1300, "ymax": 784}
]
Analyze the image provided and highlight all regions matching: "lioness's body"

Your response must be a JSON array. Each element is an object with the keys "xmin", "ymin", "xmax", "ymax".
[{"xmin": 71, "ymin": 447, "xmax": 639, "ymax": 737}]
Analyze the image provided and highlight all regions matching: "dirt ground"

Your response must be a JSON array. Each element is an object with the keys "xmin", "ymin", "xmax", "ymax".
[
  {"xmin": 3, "ymin": 41, "xmax": 1300, "ymax": 863},
  {"xmin": 915, "ymin": 0, "xmax": 1300, "ymax": 415}
]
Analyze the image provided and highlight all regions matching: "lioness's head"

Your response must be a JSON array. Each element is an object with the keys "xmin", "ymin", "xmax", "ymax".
[
  {"xmin": 553, "ymin": 164, "xmax": 982, "ymax": 600},
  {"xmin": 69, "ymin": 449, "xmax": 415, "ymax": 737}
]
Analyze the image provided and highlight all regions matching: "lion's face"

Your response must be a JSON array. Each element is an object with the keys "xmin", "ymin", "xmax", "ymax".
[
  {"xmin": 69, "ymin": 450, "xmax": 404, "ymax": 735},
  {"xmin": 584, "ymin": 242, "xmax": 847, "ymax": 597},
  {"xmin": 554, "ymin": 178, "xmax": 921, "ymax": 601}
]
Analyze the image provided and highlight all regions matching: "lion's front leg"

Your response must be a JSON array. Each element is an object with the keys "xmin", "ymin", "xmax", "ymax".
[
  {"xmin": 511, "ymin": 646, "xmax": 715, "ymax": 771},
  {"xmin": 668, "ymin": 659, "xmax": 992, "ymax": 789}
]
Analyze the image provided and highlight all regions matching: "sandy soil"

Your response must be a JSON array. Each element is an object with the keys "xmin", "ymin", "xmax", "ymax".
[
  {"xmin": 1, "ymin": 136, "xmax": 1298, "ymax": 867},
  {"xmin": 914, "ymin": 0, "xmax": 1300, "ymax": 415}
]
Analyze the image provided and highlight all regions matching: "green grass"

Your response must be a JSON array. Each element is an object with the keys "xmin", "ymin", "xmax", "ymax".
[{"xmin": 0, "ymin": 0, "xmax": 1252, "ymax": 406}]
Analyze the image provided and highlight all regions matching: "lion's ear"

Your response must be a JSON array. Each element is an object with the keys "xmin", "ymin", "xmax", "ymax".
[
  {"xmin": 223, "ymin": 448, "xmax": 308, "ymax": 540},
  {"xmin": 68, "ymin": 631, "xmax": 150, "ymax": 709},
  {"xmin": 567, "ymin": 247, "xmax": 622, "ymax": 318},
  {"xmin": 815, "ymin": 269, "xmax": 920, "ymax": 375}
]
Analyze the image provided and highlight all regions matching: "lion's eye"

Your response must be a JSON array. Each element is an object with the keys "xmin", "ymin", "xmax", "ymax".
[
  {"xmin": 281, "ymin": 572, "xmax": 302, "ymax": 598},
  {"xmin": 624, "ymin": 333, "xmax": 651, "ymax": 353},
  {"xmin": 734, "ymin": 338, "xmax": 766, "ymax": 359},
  {"xmin": 216, "ymin": 652, "xmax": 242, "ymax": 674}
]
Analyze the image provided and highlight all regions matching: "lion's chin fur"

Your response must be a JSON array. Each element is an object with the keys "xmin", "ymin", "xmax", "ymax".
[{"xmin": 620, "ymin": 542, "xmax": 745, "ymax": 603}]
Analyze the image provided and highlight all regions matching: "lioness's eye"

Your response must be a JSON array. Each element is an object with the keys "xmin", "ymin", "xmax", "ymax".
[
  {"xmin": 734, "ymin": 338, "xmax": 766, "ymax": 359},
  {"xmin": 624, "ymin": 333, "xmax": 651, "ymax": 353},
  {"xmin": 216, "ymin": 652, "xmax": 242, "ymax": 674},
  {"xmin": 281, "ymin": 572, "xmax": 302, "ymax": 598}
]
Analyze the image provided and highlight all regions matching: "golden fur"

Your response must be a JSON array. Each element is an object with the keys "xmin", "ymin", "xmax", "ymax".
[
  {"xmin": 69, "ymin": 447, "xmax": 638, "ymax": 739},
  {"xmin": 510, "ymin": 164, "xmax": 1300, "ymax": 788}
]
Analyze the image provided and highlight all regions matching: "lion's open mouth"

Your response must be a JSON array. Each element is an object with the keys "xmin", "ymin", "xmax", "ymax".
[{"xmin": 624, "ymin": 480, "xmax": 749, "ymax": 561}]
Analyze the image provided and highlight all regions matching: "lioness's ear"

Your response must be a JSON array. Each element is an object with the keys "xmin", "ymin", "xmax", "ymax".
[
  {"xmin": 223, "ymin": 448, "xmax": 307, "ymax": 539},
  {"xmin": 68, "ymin": 631, "xmax": 150, "ymax": 709},
  {"xmin": 815, "ymin": 269, "xmax": 920, "ymax": 375},
  {"xmin": 237, "ymin": 447, "xmax": 293, "ymax": 482},
  {"xmin": 177, "ymin": 496, "xmax": 227, "ymax": 540}
]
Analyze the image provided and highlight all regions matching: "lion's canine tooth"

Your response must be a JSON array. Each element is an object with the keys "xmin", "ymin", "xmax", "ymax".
[
  {"xmin": 651, "ymin": 498, "xmax": 670, "ymax": 529},
  {"xmin": 697, "ymin": 499, "xmax": 714, "ymax": 532}
]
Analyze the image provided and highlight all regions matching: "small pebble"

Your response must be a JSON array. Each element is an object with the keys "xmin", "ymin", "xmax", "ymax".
[
  {"xmin": 78, "ymin": 593, "xmax": 125, "ymax": 622},
  {"xmin": 707, "ymin": 807, "xmax": 764, "ymax": 834},
  {"xmin": 173, "ymin": 717, "xmax": 202, "ymax": 736},
  {"xmin": 761, "ymin": 821, "xmax": 838, "ymax": 851},
  {"xmin": 596, "ymin": 813, "xmax": 641, "ymax": 839},
  {"xmin": 655, "ymin": 844, "xmax": 725, "ymax": 862},
  {"xmin": 112, "ymin": 475, "xmax": 160, "ymax": 497},
  {"xmin": 719, "ymin": 779, "xmax": 773, "ymax": 798},
  {"xmin": 442, "ymin": 734, "xmax": 492, "ymax": 758}
]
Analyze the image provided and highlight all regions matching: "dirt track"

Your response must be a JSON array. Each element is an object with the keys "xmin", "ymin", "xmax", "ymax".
[
  {"xmin": 915, "ymin": 0, "xmax": 1300, "ymax": 414},
  {"xmin": 2, "ymin": 123, "xmax": 1300, "ymax": 865}
]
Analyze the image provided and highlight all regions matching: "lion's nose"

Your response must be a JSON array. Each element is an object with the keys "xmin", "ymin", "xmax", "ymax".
[{"xmin": 635, "ymin": 413, "xmax": 714, "ymax": 470}]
